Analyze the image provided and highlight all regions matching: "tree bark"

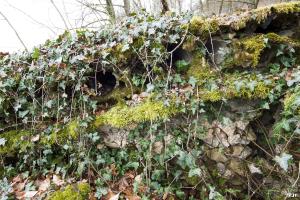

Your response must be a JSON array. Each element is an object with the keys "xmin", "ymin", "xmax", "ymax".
[
  {"xmin": 161, "ymin": 0, "xmax": 170, "ymax": 14},
  {"xmin": 105, "ymin": 0, "xmax": 116, "ymax": 24},
  {"xmin": 123, "ymin": 0, "xmax": 130, "ymax": 16}
]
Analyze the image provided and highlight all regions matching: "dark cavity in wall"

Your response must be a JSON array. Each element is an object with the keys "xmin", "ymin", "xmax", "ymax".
[{"xmin": 87, "ymin": 71, "xmax": 117, "ymax": 96}]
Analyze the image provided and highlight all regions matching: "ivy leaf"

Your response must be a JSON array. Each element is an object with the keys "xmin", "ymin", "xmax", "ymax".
[
  {"xmin": 280, "ymin": 56, "xmax": 292, "ymax": 68},
  {"xmin": 188, "ymin": 76, "xmax": 197, "ymax": 88},
  {"xmin": 125, "ymin": 162, "xmax": 139, "ymax": 170},
  {"xmin": 32, "ymin": 48, "xmax": 40, "ymax": 60},
  {"xmin": 234, "ymin": 81, "xmax": 244, "ymax": 92},
  {"xmin": 95, "ymin": 187, "xmax": 108, "ymax": 198},
  {"xmin": 247, "ymin": 80, "xmax": 257, "ymax": 92},
  {"xmin": 19, "ymin": 110, "xmax": 29, "ymax": 118},
  {"xmin": 121, "ymin": 44, "xmax": 130, "ymax": 52},
  {"xmin": 146, "ymin": 83, "xmax": 155, "ymax": 93},
  {"xmin": 274, "ymin": 152, "xmax": 293, "ymax": 172},
  {"xmin": 13, "ymin": 103, "xmax": 22, "ymax": 112},
  {"xmin": 175, "ymin": 60, "xmax": 189, "ymax": 72},
  {"xmin": 0, "ymin": 138, "xmax": 6, "ymax": 146},
  {"xmin": 188, "ymin": 168, "xmax": 202, "ymax": 177}
]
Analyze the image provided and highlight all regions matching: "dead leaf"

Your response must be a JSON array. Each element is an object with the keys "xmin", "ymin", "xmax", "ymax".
[
  {"xmin": 35, "ymin": 178, "xmax": 51, "ymax": 192},
  {"xmin": 31, "ymin": 135, "xmax": 40, "ymax": 142},
  {"xmin": 126, "ymin": 195, "xmax": 141, "ymax": 200},
  {"xmin": 248, "ymin": 163, "xmax": 262, "ymax": 174},
  {"xmin": 53, "ymin": 174, "xmax": 65, "ymax": 186},
  {"xmin": 104, "ymin": 190, "xmax": 118, "ymax": 200},
  {"xmin": 23, "ymin": 191, "xmax": 38, "ymax": 198},
  {"xmin": 109, "ymin": 192, "xmax": 120, "ymax": 200}
]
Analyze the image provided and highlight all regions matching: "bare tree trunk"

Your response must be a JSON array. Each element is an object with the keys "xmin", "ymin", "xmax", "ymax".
[
  {"xmin": 105, "ymin": 0, "xmax": 116, "ymax": 24},
  {"xmin": 161, "ymin": 0, "xmax": 170, "ymax": 13},
  {"xmin": 0, "ymin": 11, "xmax": 28, "ymax": 51},
  {"xmin": 123, "ymin": 0, "xmax": 130, "ymax": 16}
]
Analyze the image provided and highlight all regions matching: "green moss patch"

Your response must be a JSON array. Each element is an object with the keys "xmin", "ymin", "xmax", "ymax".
[
  {"xmin": 224, "ymin": 33, "xmax": 300, "ymax": 68},
  {"xmin": 0, "ymin": 130, "xmax": 32, "ymax": 155},
  {"xmin": 94, "ymin": 99, "xmax": 178, "ymax": 128},
  {"xmin": 189, "ymin": 16, "xmax": 219, "ymax": 39},
  {"xmin": 230, "ymin": 2, "xmax": 300, "ymax": 30},
  {"xmin": 284, "ymin": 90, "xmax": 300, "ymax": 115},
  {"xmin": 48, "ymin": 182, "xmax": 90, "ymax": 200}
]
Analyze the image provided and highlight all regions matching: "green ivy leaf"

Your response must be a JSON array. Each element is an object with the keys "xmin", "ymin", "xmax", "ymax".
[
  {"xmin": 274, "ymin": 152, "xmax": 293, "ymax": 172},
  {"xmin": 175, "ymin": 60, "xmax": 189, "ymax": 72},
  {"xmin": 32, "ymin": 48, "xmax": 40, "ymax": 60},
  {"xmin": 188, "ymin": 168, "xmax": 202, "ymax": 177}
]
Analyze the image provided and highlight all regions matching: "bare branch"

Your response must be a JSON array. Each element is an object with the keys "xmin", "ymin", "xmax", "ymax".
[
  {"xmin": 50, "ymin": 0, "xmax": 70, "ymax": 31},
  {"xmin": 0, "ymin": 10, "xmax": 28, "ymax": 51},
  {"xmin": 4, "ymin": 0, "xmax": 56, "ymax": 35}
]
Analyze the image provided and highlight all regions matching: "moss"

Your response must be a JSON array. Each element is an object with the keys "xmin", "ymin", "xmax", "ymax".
[
  {"xmin": 189, "ymin": 16, "xmax": 219, "ymax": 39},
  {"xmin": 182, "ymin": 36, "xmax": 197, "ymax": 52},
  {"xmin": 224, "ymin": 33, "xmax": 300, "ymax": 68},
  {"xmin": 94, "ymin": 99, "xmax": 178, "ymax": 128},
  {"xmin": 41, "ymin": 120, "xmax": 80, "ymax": 144},
  {"xmin": 200, "ymin": 90, "xmax": 223, "ymax": 102},
  {"xmin": 186, "ymin": 54, "xmax": 216, "ymax": 84},
  {"xmin": 231, "ymin": 2, "xmax": 300, "ymax": 30},
  {"xmin": 266, "ymin": 32, "xmax": 300, "ymax": 47},
  {"xmin": 224, "ymin": 35, "xmax": 265, "ymax": 68},
  {"xmin": 225, "ymin": 74, "xmax": 273, "ymax": 99},
  {"xmin": 198, "ymin": 73, "xmax": 273, "ymax": 102},
  {"xmin": 96, "ymin": 86, "xmax": 138, "ymax": 104},
  {"xmin": 0, "ymin": 130, "xmax": 32, "ymax": 154},
  {"xmin": 48, "ymin": 182, "xmax": 90, "ymax": 200},
  {"xmin": 272, "ymin": 1, "xmax": 300, "ymax": 14},
  {"xmin": 283, "ymin": 91, "xmax": 300, "ymax": 115}
]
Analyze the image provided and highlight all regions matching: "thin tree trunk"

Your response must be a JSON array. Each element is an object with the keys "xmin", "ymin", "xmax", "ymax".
[
  {"xmin": 105, "ymin": 0, "xmax": 116, "ymax": 24},
  {"xmin": 254, "ymin": 0, "xmax": 260, "ymax": 8},
  {"xmin": 161, "ymin": 0, "xmax": 170, "ymax": 13},
  {"xmin": 206, "ymin": 0, "xmax": 210, "ymax": 13},
  {"xmin": 199, "ymin": 0, "xmax": 204, "ymax": 12},
  {"xmin": 123, "ymin": 0, "xmax": 130, "ymax": 16},
  {"xmin": 219, "ymin": 0, "xmax": 224, "ymax": 15},
  {"xmin": 0, "ymin": 11, "xmax": 28, "ymax": 51},
  {"xmin": 177, "ymin": 0, "xmax": 182, "ymax": 13}
]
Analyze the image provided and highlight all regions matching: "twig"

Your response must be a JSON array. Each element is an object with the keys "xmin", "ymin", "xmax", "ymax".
[
  {"xmin": 4, "ymin": 0, "xmax": 56, "ymax": 35},
  {"xmin": 50, "ymin": 0, "xmax": 70, "ymax": 31},
  {"xmin": 0, "ymin": 10, "xmax": 28, "ymax": 51}
]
